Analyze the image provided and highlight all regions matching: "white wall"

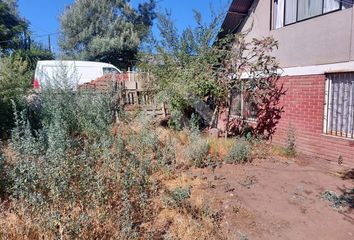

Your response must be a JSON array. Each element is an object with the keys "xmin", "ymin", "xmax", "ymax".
[{"xmin": 240, "ymin": 0, "xmax": 354, "ymax": 68}]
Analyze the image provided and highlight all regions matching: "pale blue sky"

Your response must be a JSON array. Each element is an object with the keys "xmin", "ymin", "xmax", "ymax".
[{"xmin": 17, "ymin": 0, "xmax": 230, "ymax": 54}]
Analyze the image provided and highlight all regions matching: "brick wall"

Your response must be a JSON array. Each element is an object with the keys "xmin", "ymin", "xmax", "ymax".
[{"xmin": 272, "ymin": 74, "xmax": 354, "ymax": 165}]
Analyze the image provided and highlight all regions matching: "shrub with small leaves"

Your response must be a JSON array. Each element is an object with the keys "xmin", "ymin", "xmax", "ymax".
[
  {"xmin": 285, "ymin": 125, "xmax": 296, "ymax": 157},
  {"xmin": 186, "ymin": 130, "xmax": 210, "ymax": 168},
  {"xmin": 225, "ymin": 140, "xmax": 252, "ymax": 164},
  {"xmin": 164, "ymin": 186, "xmax": 191, "ymax": 209},
  {"xmin": 0, "ymin": 143, "xmax": 5, "ymax": 198},
  {"xmin": 156, "ymin": 138, "xmax": 177, "ymax": 172},
  {"xmin": 0, "ymin": 68, "xmax": 165, "ymax": 239}
]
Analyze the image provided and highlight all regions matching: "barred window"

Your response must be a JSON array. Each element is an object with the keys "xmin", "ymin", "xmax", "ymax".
[
  {"xmin": 230, "ymin": 89, "xmax": 257, "ymax": 121},
  {"xmin": 324, "ymin": 73, "xmax": 354, "ymax": 139}
]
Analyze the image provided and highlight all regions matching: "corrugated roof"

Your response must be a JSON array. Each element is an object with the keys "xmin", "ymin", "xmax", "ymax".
[{"xmin": 218, "ymin": 0, "xmax": 255, "ymax": 38}]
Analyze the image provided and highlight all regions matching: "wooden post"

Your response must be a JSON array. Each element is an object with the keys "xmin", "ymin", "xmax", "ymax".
[
  {"xmin": 225, "ymin": 91, "xmax": 233, "ymax": 139},
  {"xmin": 162, "ymin": 102, "xmax": 167, "ymax": 118}
]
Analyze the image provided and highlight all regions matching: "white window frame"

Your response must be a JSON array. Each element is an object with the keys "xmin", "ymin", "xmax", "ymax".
[{"xmin": 272, "ymin": 0, "xmax": 353, "ymax": 29}]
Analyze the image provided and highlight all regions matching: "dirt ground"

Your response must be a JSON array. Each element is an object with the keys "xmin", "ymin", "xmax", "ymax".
[{"xmin": 184, "ymin": 155, "xmax": 354, "ymax": 240}]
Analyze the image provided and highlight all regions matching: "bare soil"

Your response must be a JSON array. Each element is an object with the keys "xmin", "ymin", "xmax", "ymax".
[{"xmin": 186, "ymin": 155, "xmax": 354, "ymax": 240}]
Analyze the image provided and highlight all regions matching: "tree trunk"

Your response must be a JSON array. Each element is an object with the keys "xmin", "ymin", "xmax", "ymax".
[
  {"xmin": 224, "ymin": 91, "xmax": 233, "ymax": 139},
  {"xmin": 209, "ymin": 104, "xmax": 219, "ymax": 128}
]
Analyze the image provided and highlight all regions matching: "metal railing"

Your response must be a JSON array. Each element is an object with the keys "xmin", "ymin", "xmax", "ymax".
[{"xmin": 324, "ymin": 72, "xmax": 354, "ymax": 139}]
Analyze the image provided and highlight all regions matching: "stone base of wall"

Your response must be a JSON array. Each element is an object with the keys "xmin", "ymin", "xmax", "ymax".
[{"xmin": 272, "ymin": 75, "xmax": 354, "ymax": 165}]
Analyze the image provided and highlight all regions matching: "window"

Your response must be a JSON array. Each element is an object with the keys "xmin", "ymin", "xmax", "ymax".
[
  {"xmin": 230, "ymin": 89, "xmax": 258, "ymax": 121},
  {"xmin": 324, "ymin": 73, "xmax": 354, "ymax": 139},
  {"xmin": 272, "ymin": 0, "xmax": 353, "ymax": 29},
  {"xmin": 103, "ymin": 67, "xmax": 119, "ymax": 75}
]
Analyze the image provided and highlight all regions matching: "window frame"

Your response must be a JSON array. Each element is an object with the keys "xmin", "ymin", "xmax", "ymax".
[
  {"xmin": 271, "ymin": 0, "xmax": 351, "ymax": 30},
  {"xmin": 230, "ymin": 88, "xmax": 258, "ymax": 122},
  {"xmin": 323, "ymin": 72, "xmax": 354, "ymax": 139},
  {"xmin": 102, "ymin": 67, "xmax": 119, "ymax": 75}
]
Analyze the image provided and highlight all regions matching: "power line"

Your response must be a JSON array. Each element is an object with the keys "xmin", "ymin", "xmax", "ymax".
[
  {"xmin": 0, "ymin": 32, "xmax": 60, "ymax": 44},
  {"xmin": 33, "ymin": 32, "xmax": 61, "ymax": 38}
]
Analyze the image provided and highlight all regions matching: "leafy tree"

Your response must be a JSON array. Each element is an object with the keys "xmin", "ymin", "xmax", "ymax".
[
  {"xmin": 0, "ymin": 55, "xmax": 32, "ymax": 138},
  {"xmin": 15, "ymin": 42, "xmax": 54, "ymax": 69},
  {"xmin": 0, "ymin": 0, "xmax": 27, "ymax": 53},
  {"xmin": 139, "ymin": 10, "xmax": 224, "ymax": 126},
  {"xmin": 59, "ymin": 0, "xmax": 156, "ymax": 69},
  {"xmin": 0, "ymin": 0, "xmax": 54, "ymax": 139},
  {"xmin": 142, "ymin": 10, "xmax": 285, "ymax": 139},
  {"xmin": 217, "ymin": 32, "xmax": 285, "ymax": 139}
]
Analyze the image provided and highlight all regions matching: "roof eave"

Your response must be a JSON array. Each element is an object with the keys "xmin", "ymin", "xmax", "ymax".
[{"xmin": 218, "ymin": 0, "xmax": 255, "ymax": 38}]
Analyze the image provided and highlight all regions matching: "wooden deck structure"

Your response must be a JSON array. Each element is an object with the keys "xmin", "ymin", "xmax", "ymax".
[{"xmin": 78, "ymin": 71, "xmax": 169, "ymax": 117}]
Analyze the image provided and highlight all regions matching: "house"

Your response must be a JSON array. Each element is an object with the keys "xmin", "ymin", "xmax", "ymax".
[{"xmin": 220, "ymin": 0, "xmax": 354, "ymax": 164}]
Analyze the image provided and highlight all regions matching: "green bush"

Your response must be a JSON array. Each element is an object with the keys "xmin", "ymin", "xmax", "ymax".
[
  {"xmin": 0, "ymin": 143, "xmax": 5, "ymax": 199},
  {"xmin": 185, "ymin": 129, "xmax": 210, "ymax": 168},
  {"xmin": 0, "ymin": 56, "xmax": 32, "ymax": 139},
  {"xmin": 225, "ymin": 140, "xmax": 252, "ymax": 164},
  {"xmin": 163, "ymin": 186, "xmax": 191, "ymax": 209},
  {"xmin": 0, "ymin": 68, "xmax": 165, "ymax": 238},
  {"xmin": 3, "ymin": 109, "xmax": 158, "ymax": 238},
  {"xmin": 285, "ymin": 125, "xmax": 296, "ymax": 157},
  {"xmin": 156, "ymin": 138, "xmax": 177, "ymax": 172}
]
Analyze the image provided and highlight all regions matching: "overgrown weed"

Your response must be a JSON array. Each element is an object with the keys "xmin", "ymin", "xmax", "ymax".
[
  {"xmin": 0, "ymin": 75, "xmax": 227, "ymax": 239},
  {"xmin": 225, "ymin": 140, "xmax": 252, "ymax": 164}
]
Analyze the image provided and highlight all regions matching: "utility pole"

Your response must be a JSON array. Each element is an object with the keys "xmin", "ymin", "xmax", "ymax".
[
  {"xmin": 48, "ymin": 34, "xmax": 51, "ymax": 52},
  {"xmin": 23, "ymin": 31, "xmax": 27, "ymax": 50},
  {"xmin": 27, "ymin": 35, "xmax": 31, "ymax": 50}
]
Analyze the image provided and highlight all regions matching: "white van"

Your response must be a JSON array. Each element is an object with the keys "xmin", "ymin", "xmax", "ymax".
[{"xmin": 34, "ymin": 60, "xmax": 121, "ymax": 89}]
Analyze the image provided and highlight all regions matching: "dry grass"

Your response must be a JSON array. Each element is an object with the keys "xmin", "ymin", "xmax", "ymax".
[
  {"xmin": 152, "ymin": 172, "xmax": 224, "ymax": 240},
  {"xmin": 207, "ymin": 137, "xmax": 235, "ymax": 159},
  {"xmin": 0, "ymin": 117, "xmax": 276, "ymax": 239},
  {"xmin": 270, "ymin": 146, "xmax": 296, "ymax": 159}
]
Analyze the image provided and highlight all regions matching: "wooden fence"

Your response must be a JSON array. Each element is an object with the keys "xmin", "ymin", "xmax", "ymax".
[{"xmin": 78, "ymin": 71, "xmax": 169, "ymax": 117}]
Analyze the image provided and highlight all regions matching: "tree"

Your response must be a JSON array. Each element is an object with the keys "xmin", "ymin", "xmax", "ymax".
[
  {"xmin": 142, "ymin": 10, "xmax": 286, "ymax": 139},
  {"xmin": 15, "ymin": 42, "xmax": 54, "ymax": 69},
  {"xmin": 0, "ymin": 0, "xmax": 27, "ymax": 53},
  {"xmin": 59, "ymin": 0, "xmax": 156, "ymax": 69},
  {"xmin": 216, "ymin": 32, "xmax": 286, "ymax": 139},
  {"xmin": 0, "ymin": 55, "xmax": 32, "ymax": 138},
  {"xmin": 0, "ymin": 1, "xmax": 54, "ymax": 139},
  {"xmin": 139, "ymin": 10, "xmax": 224, "ymax": 128}
]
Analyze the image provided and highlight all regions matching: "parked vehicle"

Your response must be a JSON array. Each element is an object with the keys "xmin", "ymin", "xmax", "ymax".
[{"xmin": 33, "ymin": 60, "xmax": 121, "ymax": 89}]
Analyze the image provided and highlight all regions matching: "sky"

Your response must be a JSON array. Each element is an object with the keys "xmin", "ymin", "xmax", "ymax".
[{"xmin": 17, "ymin": 0, "xmax": 231, "ymax": 55}]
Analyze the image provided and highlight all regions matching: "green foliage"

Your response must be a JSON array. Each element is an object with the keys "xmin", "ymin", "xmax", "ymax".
[
  {"xmin": 14, "ymin": 43, "xmax": 54, "ymax": 69},
  {"xmin": 34, "ymin": 66, "xmax": 115, "ymax": 139},
  {"xmin": 59, "ymin": 0, "xmax": 156, "ymax": 69},
  {"xmin": 186, "ymin": 129, "xmax": 210, "ymax": 168},
  {"xmin": 142, "ymin": 9, "xmax": 283, "ymax": 139},
  {"xmin": 156, "ymin": 137, "xmax": 177, "ymax": 172},
  {"xmin": 168, "ymin": 109, "xmax": 183, "ymax": 130},
  {"xmin": 0, "ymin": 66, "xmax": 188, "ymax": 238},
  {"xmin": 285, "ymin": 125, "xmax": 296, "ymax": 157},
  {"xmin": 2, "ymin": 93, "xmax": 160, "ymax": 238},
  {"xmin": 164, "ymin": 186, "xmax": 191, "ymax": 209},
  {"xmin": 225, "ymin": 140, "xmax": 252, "ymax": 164},
  {"xmin": 0, "ymin": 142, "xmax": 4, "ymax": 198},
  {"xmin": 322, "ymin": 190, "xmax": 354, "ymax": 209},
  {"xmin": 0, "ymin": 0, "xmax": 27, "ymax": 53},
  {"xmin": 0, "ymin": 43, "xmax": 52, "ymax": 139},
  {"xmin": 239, "ymin": 233, "xmax": 249, "ymax": 240},
  {"xmin": 141, "ymin": 10, "xmax": 224, "ymax": 120},
  {"xmin": 0, "ymin": 55, "xmax": 32, "ymax": 138}
]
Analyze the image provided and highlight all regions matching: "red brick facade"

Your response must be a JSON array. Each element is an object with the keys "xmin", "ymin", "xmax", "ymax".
[{"xmin": 272, "ymin": 74, "xmax": 354, "ymax": 165}]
